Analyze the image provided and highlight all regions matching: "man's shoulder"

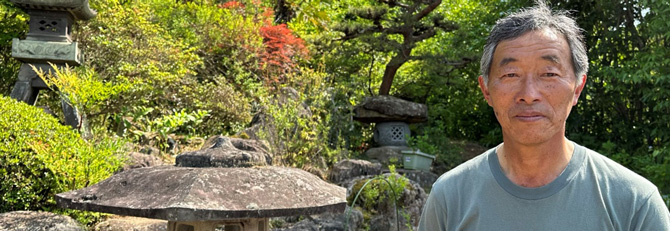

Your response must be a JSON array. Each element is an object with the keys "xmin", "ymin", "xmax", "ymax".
[
  {"xmin": 579, "ymin": 144, "xmax": 658, "ymax": 197},
  {"xmin": 577, "ymin": 144, "xmax": 669, "ymax": 229}
]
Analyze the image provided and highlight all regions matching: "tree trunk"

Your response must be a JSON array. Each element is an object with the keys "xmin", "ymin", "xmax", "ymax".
[
  {"xmin": 379, "ymin": 53, "xmax": 410, "ymax": 95},
  {"xmin": 379, "ymin": 43, "xmax": 413, "ymax": 95}
]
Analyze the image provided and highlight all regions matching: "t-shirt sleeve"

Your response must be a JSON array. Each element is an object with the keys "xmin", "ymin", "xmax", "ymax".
[
  {"xmin": 630, "ymin": 190, "xmax": 670, "ymax": 231},
  {"xmin": 418, "ymin": 184, "xmax": 448, "ymax": 231}
]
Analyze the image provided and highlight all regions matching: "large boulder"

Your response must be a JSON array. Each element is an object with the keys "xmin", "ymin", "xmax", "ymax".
[
  {"xmin": 176, "ymin": 136, "xmax": 271, "ymax": 168},
  {"xmin": 328, "ymin": 159, "xmax": 382, "ymax": 185},
  {"xmin": 353, "ymin": 95, "xmax": 428, "ymax": 123},
  {"xmin": 395, "ymin": 169, "xmax": 439, "ymax": 190},
  {"xmin": 0, "ymin": 211, "xmax": 84, "ymax": 231}
]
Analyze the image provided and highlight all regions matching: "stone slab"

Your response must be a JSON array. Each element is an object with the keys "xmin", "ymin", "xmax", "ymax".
[
  {"xmin": 56, "ymin": 166, "xmax": 347, "ymax": 221},
  {"xmin": 12, "ymin": 39, "xmax": 81, "ymax": 65},
  {"xmin": 353, "ymin": 95, "xmax": 428, "ymax": 123},
  {"xmin": 328, "ymin": 159, "xmax": 382, "ymax": 185}
]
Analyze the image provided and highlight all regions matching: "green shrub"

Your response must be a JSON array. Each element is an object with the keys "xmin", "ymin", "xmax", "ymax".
[
  {"xmin": 347, "ymin": 166, "xmax": 411, "ymax": 229},
  {"xmin": 262, "ymin": 68, "xmax": 344, "ymax": 168},
  {"xmin": 348, "ymin": 165, "xmax": 409, "ymax": 212},
  {"xmin": 0, "ymin": 96, "xmax": 124, "ymax": 216},
  {"xmin": 74, "ymin": 0, "xmax": 254, "ymax": 136},
  {"xmin": 0, "ymin": 0, "xmax": 27, "ymax": 95}
]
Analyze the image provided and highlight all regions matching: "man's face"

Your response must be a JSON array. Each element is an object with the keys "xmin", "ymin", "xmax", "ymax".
[{"xmin": 478, "ymin": 29, "xmax": 586, "ymax": 146}]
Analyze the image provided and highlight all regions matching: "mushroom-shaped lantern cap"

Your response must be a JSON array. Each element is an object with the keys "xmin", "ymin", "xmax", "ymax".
[
  {"xmin": 11, "ymin": 0, "xmax": 97, "ymax": 20},
  {"xmin": 56, "ymin": 166, "xmax": 347, "ymax": 221}
]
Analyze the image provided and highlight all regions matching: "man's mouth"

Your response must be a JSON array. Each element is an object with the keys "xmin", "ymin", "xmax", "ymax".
[{"xmin": 515, "ymin": 112, "xmax": 545, "ymax": 121}]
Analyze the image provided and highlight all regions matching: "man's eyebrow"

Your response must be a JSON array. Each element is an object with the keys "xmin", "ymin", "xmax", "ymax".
[
  {"xmin": 541, "ymin": 55, "xmax": 560, "ymax": 64},
  {"xmin": 499, "ymin": 57, "xmax": 517, "ymax": 67}
]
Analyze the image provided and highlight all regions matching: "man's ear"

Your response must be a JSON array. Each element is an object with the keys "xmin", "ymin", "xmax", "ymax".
[
  {"xmin": 573, "ymin": 74, "xmax": 587, "ymax": 105},
  {"xmin": 478, "ymin": 76, "xmax": 492, "ymax": 106}
]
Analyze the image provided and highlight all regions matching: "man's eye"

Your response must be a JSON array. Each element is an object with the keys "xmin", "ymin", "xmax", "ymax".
[
  {"xmin": 543, "ymin": 73, "xmax": 559, "ymax": 77},
  {"xmin": 502, "ymin": 73, "xmax": 518, "ymax": 78}
]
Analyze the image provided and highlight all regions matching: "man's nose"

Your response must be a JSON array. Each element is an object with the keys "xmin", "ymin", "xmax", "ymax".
[{"xmin": 516, "ymin": 76, "xmax": 542, "ymax": 104}]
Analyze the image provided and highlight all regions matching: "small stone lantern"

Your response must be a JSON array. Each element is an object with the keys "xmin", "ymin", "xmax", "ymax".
[
  {"xmin": 353, "ymin": 95, "xmax": 428, "ymax": 165},
  {"xmin": 9, "ymin": 0, "xmax": 96, "ymax": 129},
  {"xmin": 56, "ymin": 136, "xmax": 347, "ymax": 231}
]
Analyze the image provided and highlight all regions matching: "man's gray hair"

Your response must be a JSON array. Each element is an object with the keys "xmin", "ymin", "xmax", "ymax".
[{"xmin": 479, "ymin": 1, "xmax": 588, "ymax": 85}]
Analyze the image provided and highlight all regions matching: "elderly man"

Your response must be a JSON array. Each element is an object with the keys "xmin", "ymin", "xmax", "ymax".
[{"xmin": 418, "ymin": 2, "xmax": 670, "ymax": 231}]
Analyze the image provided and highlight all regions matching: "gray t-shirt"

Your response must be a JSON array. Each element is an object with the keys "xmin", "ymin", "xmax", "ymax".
[{"xmin": 418, "ymin": 143, "xmax": 670, "ymax": 231}]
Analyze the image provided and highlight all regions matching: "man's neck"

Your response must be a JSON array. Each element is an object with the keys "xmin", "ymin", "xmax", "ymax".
[{"xmin": 496, "ymin": 137, "xmax": 574, "ymax": 188}]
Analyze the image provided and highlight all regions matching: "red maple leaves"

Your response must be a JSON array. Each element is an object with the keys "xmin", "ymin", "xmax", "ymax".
[{"xmin": 217, "ymin": 0, "xmax": 309, "ymax": 86}]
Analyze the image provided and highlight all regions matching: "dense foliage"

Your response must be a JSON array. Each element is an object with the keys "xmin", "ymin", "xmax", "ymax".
[
  {"xmin": 0, "ymin": 96, "xmax": 124, "ymax": 219},
  {"xmin": 333, "ymin": 0, "xmax": 457, "ymax": 95},
  {"xmin": 554, "ymin": 0, "xmax": 670, "ymax": 194},
  {"xmin": 0, "ymin": 0, "xmax": 26, "ymax": 96},
  {"xmin": 0, "ymin": 0, "xmax": 668, "ymax": 219}
]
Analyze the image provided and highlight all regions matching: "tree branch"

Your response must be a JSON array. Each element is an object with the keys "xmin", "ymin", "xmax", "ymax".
[
  {"xmin": 412, "ymin": 29, "xmax": 436, "ymax": 42},
  {"xmin": 378, "ymin": 0, "xmax": 410, "ymax": 9},
  {"xmin": 413, "ymin": 0, "xmax": 441, "ymax": 21},
  {"xmin": 336, "ymin": 26, "xmax": 383, "ymax": 41}
]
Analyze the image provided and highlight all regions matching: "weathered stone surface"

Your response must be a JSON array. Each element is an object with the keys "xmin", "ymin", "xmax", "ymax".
[
  {"xmin": 25, "ymin": 11, "xmax": 73, "ymax": 42},
  {"xmin": 328, "ymin": 159, "xmax": 382, "ymax": 185},
  {"xmin": 353, "ymin": 95, "xmax": 427, "ymax": 123},
  {"xmin": 0, "ymin": 211, "xmax": 84, "ymax": 231},
  {"xmin": 95, "ymin": 216, "xmax": 167, "ymax": 231},
  {"xmin": 10, "ymin": 0, "xmax": 97, "ymax": 20},
  {"xmin": 239, "ymin": 109, "xmax": 276, "ymax": 142},
  {"xmin": 8, "ymin": 81, "xmax": 36, "ymax": 103},
  {"xmin": 395, "ymin": 169, "xmax": 439, "ymax": 190},
  {"xmin": 120, "ymin": 152, "xmax": 165, "ymax": 172},
  {"xmin": 398, "ymin": 178, "xmax": 428, "ymax": 229},
  {"xmin": 12, "ymin": 39, "xmax": 82, "ymax": 65},
  {"xmin": 139, "ymin": 146, "xmax": 160, "ymax": 156},
  {"xmin": 364, "ymin": 146, "xmax": 411, "ymax": 166},
  {"xmin": 272, "ymin": 206, "xmax": 363, "ymax": 231},
  {"xmin": 373, "ymin": 122, "xmax": 410, "ymax": 146},
  {"xmin": 225, "ymin": 136, "xmax": 271, "ymax": 156},
  {"xmin": 176, "ymin": 136, "xmax": 271, "ymax": 168},
  {"xmin": 56, "ymin": 166, "xmax": 347, "ymax": 221}
]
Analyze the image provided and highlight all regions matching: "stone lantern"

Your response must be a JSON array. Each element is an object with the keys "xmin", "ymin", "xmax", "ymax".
[
  {"xmin": 56, "ymin": 136, "xmax": 347, "ymax": 231},
  {"xmin": 9, "ymin": 0, "xmax": 96, "ymax": 129},
  {"xmin": 353, "ymin": 95, "xmax": 428, "ymax": 165}
]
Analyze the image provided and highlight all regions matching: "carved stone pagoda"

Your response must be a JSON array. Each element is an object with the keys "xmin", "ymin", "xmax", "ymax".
[{"xmin": 9, "ymin": 0, "xmax": 96, "ymax": 129}]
